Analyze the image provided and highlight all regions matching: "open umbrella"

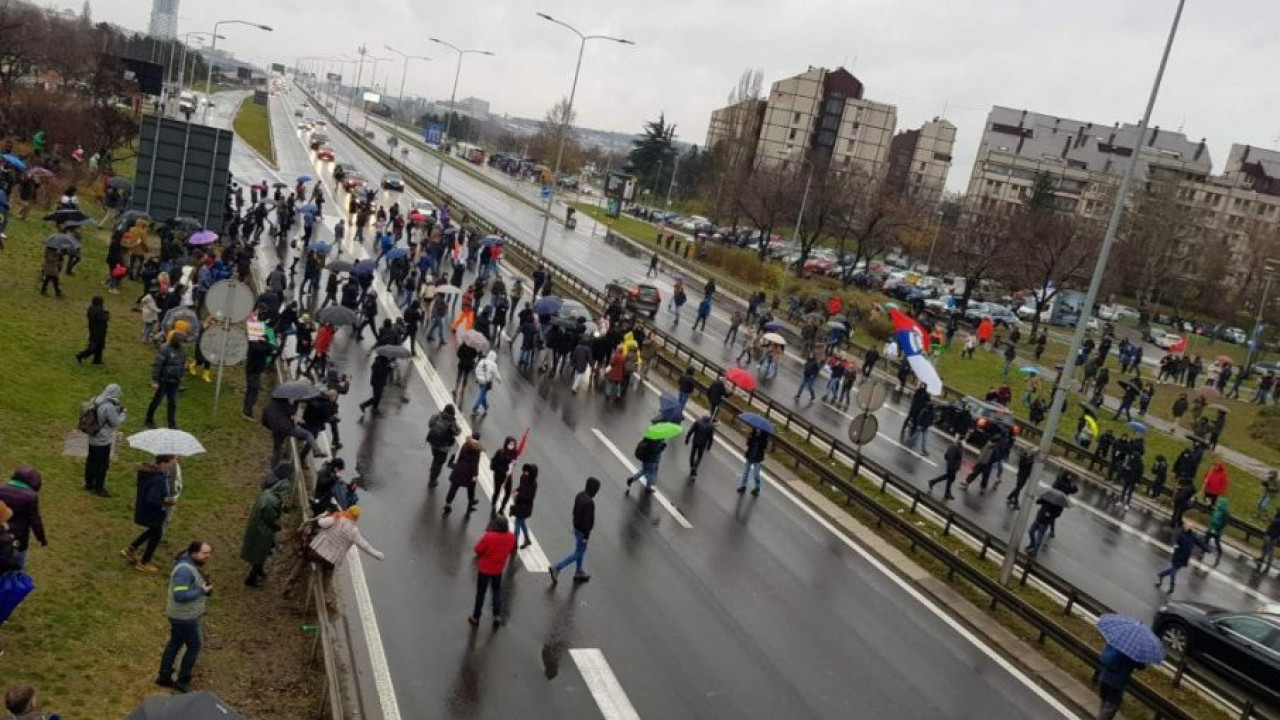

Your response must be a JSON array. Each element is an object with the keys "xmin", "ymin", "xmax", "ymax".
[
  {"xmin": 533, "ymin": 295, "xmax": 563, "ymax": 315},
  {"xmin": 316, "ymin": 305, "xmax": 358, "ymax": 326},
  {"xmin": 1078, "ymin": 401, "xmax": 1099, "ymax": 417},
  {"xmin": 643, "ymin": 422, "xmax": 683, "ymax": 441},
  {"xmin": 171, "ymin": 216, "xmax": 202, "ymax": 231},
  {"xmin": 307, "ymin": 240, "xmax": 332, "ymax": 254},
  {"xmin": 1, "ymin": 153, "xmax": 27, "ymax": 172},
  {"xmin": 652, "ymin": 393, "xmax": 684, "ymax": 423},
  {"xmin": 126, "ymin": 429, "xmax": 205, "ymax": 457},
  {"xmin": 107, "ymin": 176, "xmax": 133, "ymax": 191},
  {"xmin": 481, "ymin": 235, "xmax": 504, "ymax": 247},
  {"xmin": 725, "ymin": 366, "xmax": 757, "ymax": 391},
  {"xmin": 352, "ymin": 259, "xmax": 376, "ymax": 277},
  {"xmin": 1126, "ymin": 421, "xmax": 1147, "ymax": 434},
  {"xmin": 272, "ymin": 181, "xmax": 288, "ymax": 189},
  {"xmin": 559, "ymin": 299, "xmax": 591, "ymax": 320},
  {"xmin": 1214, "ymin": 355, "xmax": 1233, "ymax": 365},
  {"xmin": 461, "ymin": 329, "xmax": 490, "ymax": 352},
  {"xmin": 25, "ymin": 166, "xmax": 53, "ymax": 180},
  {"xmin": 1018, "ymin": 366, "xmax": 1039, "ymax": 376},
  {"xmin": 188, "ymin": 229, "xmax": 218, "ymax": 246},
  {"xmin": 124, "ymin": 690, "xmax": 246, "ymax": 720},
  {"xmin": 1096, "ymin": 614, "xmax": 1165, "ymax": 665},
  {"xmin": 299, "ymin": 203, "xmax": 318, "ymax": 216},
  {"xmin": 325, "ymin": 259, "xmax": 355, "ymax": 274},
  {"xmin": 296, "ymin": 175, "xmax": 313, "ymax": 184},
  {"xmin": 116, "ymin": 210, "xmax": 151, "ymax": 229},
  {"xmin": 433, "ymin": 284, "xmax": 463, "ymax": 296},
  {"xmin": 802, "ymin": 312, "xmax": 825, "ymax": 324},
  {"xmin": 272, "ymin": 381, "xmax": 323, "ymax": 401},
  {"xmin": 1038, "ymin": 488, "xmax": 1068, "ymax": 508},
  {"xmin": 763, "ymin": 320, "xmax": 786, "ymax": 332},
  {"xmin": 550, "ymin": 315, "xmax": 582, "ymax": 330},
  {"xmin": 1118, "ymin": 379, "xmax": 1140, "ymax": 394},
  {"xmin": 43, "ymin": 233, "xmax": 80, "ymax": 251},
  {"xmin": 824, "ymin": 320, "xmax": 848, "ymax": 332},
  {"xmin": 1194, "ymin": 386, "xmax": 1220, "ymax": 400},
  {"xmin": 375, "ymin": 345, "xmax": 413, "ymax": 359},
  {"xmin": 739, "ymin": 412, "xmax": 776, "ymax": 435},
  {"xmin": 384, "ymin": 247, "xmax": 409, "ymax": 261},
  {"xmin": 44, "ymin": 208, "xmax": 89, "ymax": 224},
  {"xmin": 761, "ymin": 332, "xmax": 787, "ymax": 345}
]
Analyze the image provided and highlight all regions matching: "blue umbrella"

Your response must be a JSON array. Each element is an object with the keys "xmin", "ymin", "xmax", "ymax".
[
  {"xmin": 532, "ymin": 295, "xmax": 563, "ymax": 315},
  {"xmin": 352, "ymin": 259, "xmax": 376, "ymax": 277},
  {"xmin": 385, "ymin": 246, "xmax": 409, "ymax": 261},
  {"xmin": 1126, "ymin": 421, "xmax": 1147, "ymax": 435},
  {"xmin": 1, "ymin": 153, "xmax": 26, "ymax": 172},
  {"xmin": 299, "ymin": 203, "xmax": 318, "ymax": 216},
  {"xmin": 1096, "ymin": 614, "xmax": 1165, "ymax": 665},
  {"xmin": 763, "ymin": 320, "xmax": 786, "ymax": 332},
  {"xmin": 739, "ymin": 412, "xmax": 775, "ymax": 435},
  {"xmin": 1018, "ymin": 366, "xmax": 1040, "ymax": 376},
  {"xmin": 296, "ymin": 175, "xmax": 313, "ymax": 184},
  {"xmin": 307, "ymin": 240, "xmax": 332, "ymax": 253},
  {"xmin": 652, "ymin": 393, "xmax": 684, "ymax": 423}
]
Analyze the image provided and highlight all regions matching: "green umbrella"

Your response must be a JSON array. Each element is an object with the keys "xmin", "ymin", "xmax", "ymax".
[{"xmin": 643, "ymin": 422, "xmax": 683, "ymax": 441}]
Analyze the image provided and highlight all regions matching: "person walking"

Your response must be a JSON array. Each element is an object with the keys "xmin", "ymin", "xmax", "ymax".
[
  {"xmin": 928, "ymin": 440, "xmax": 963, "ymax": 500},
  {"xmin": 1025, "ymin": 489, "xmax": 1066, "ymax": 556},
  {"xmin": 155, "ymin": 540, "xmax": 213, "ymax": 693},
  {"xmin": 962, "ymin": 441, "xmax": 998, "ymax": 492},
  {"xmin": 685, "ymin": 415, "xmax": 715, "ymax": 478},
  {"xmin": 358, "ymin": 355, "xmax": 394, "ymax": 417},
  {"xmin": 1154, "ymin": 519, "xmax": 1207, "ymax": 592},
  {"xmin": 1169, "ymin": 478, "xmax": 1196, "ymax": 529},
  {"xmin": 469, "ymin": 515, "xmax": 517, "ymax": 628},
  {"xmin": 1258, "ymin": 470, "xmax": 1279, "ymax": 518},
  {"xmin": 425, "ymin": 405, "xmax": 461, "ymax": 487},
  {"xmin": 144, "ymin": 338, "xmax": 186, "ymax": 429},
  {"xmin": 240, "ymin": 466, "xmax": 291, "ymax": 587},
  {"xmin": 241, "ymin": 337, "xmax": 273, "ymax": 420},
  {"xmin": 510, "ymin": 464, "xmax": 539, "ymax": 549},
  {"xmin": 454, "ymin": 342, "xmax": 480, "ymax": 398},
  {"xmin": 1203, "ymin": 498, "xmax": 1230, "ymax": 566},
  {"xmin": 738, "ymin": 427, "xmax": 769, "ymax": 496},
  {"xmin": 489, "ymin": 436, "xmax": 518, "ymax": 515},
  {"xmin": 82, "ymin": 383, "xmax": 125, "ymax": 497},
  {"xmin": 794, "ymin": 356, "xmax": 821, "ymax": 402},
  {"xmin": 0, "ymin": 466, "xmax": 47, "ymax": 570},
  {"xmin": 1005, "ymin": 451, "xmax": 1036, "ymax": 509},
  {"xmin": 444, "ymin": 432, "xmax": 484, "ymax": 515},
  {"xmin": 693, "ymin": 296, "xmax": 711, "ymax": 332},
  {"xmin": 549, "ymin": 476, "xmax": 600, "ymax": 585},
  {"xmin": 1095, "ymin": 642, "xmax": 1147, "ymax": 720},
  {"xmin": 646, "ymin": 251, "xmax": 659, "ymax": 278},
  {"xmin": 39, "ymin": 246, "xmax": 63, "ymax": 297},
  {"xmin": 676, "ymin": 367, "xmax": 696, "ymax": 411},
  {"xmin": 471, "ymin": 350, "xmax": 501, "ymax": 417},
  {"xmin": 1255, "ymin": 510, "xmax": 1280, "ymax": 575},
  {"xmin": 74, "ymin": 296, "xmax": 110, "ymax": 364},
  {"xmin": 626, "ymin": 437, "xmax": 666, "ymax": 494},
  {"xmin": 122, "ymin": 454, "xmax": 177, "ymax": 573}
]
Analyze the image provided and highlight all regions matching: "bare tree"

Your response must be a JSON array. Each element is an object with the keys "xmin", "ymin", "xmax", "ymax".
[
  {"xmin": 1013, "ymin": 211, "xmax": 1102, "ymax": 338},
  {"xmin": 1111, "ymin": 175, "xmax": 1198, "ymax": 320},
  {"xmin": 830, "ymin": 175, "xmax": 928, "ymax": 284},
  {"xmin": 735, "ymin": 163, "xmax": 795, "ymax": 259},
  {"xmin": 935, "ymin": 204, "xmax": 1016, "ymax": 309},
  {"xmin": 526, "ymin": 96, "xmax": 584, "ymax": 175}
]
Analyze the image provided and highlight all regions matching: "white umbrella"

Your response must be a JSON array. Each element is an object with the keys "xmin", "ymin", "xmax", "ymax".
[
  {"xmin": 127, "ymin": 429, "xmax": 206, "ymax": 457},
  {"xmin": 761, "ymin": 332, "xmax": 787, "ymax": 345}
]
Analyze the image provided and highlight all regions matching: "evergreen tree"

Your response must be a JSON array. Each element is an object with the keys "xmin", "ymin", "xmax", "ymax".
[{"xmin": 627, "ymin": 114, "xmax": 677, "ymax": 194}]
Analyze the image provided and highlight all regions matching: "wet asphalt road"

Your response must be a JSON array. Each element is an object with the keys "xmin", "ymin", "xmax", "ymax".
[
  {"xmin": 302, "ymin": 93, "xmax": 1280, "ymax": 625},
  {"xmin": 213, "ymin": 91, "xmax": 1089, "ymax": 719}
]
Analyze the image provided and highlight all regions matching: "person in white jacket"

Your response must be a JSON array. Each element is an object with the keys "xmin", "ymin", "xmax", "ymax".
[
  {"xmin": 471, "ymin": 351, "xmax": 502, "ymax": 417},
  {"xmin": 287, "ymin": 507, "xmax": 384, "ymax": 601}
]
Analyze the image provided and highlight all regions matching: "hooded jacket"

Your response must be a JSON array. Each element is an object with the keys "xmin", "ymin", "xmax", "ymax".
[
  {"xmin": 0, "ymin": 466, "xmax": 46, "ymax": 550},
  {"xmin": 511, "ymin": 467, "xmax": 538, "ymax": 519},
  {"xmin": 152, "ymin": 342, "xmax": 186, "ymax": 383},
  {"xmin": 86, "ymin": 297, "xmax": 110, "ymax": 340},
  {"xmin": 1203, "ymin": 463, "xmax": 1229, "ymax": 497},
  {"xmin": 475, "ymin": 351, "xmax": 501, "ymax": 386},
  {"xmin": 241, "ymin": 474, "xmax": 290, "ymax": 566},
  {"xmin": 686, "ymin": 417, "xmax": 715, "ymax": 450},
  {"xmin": 426, "ymin": 409, "xmax": 461, "ymax": 450},
  {"xmin": 572, "ymin": 478, "xmax": 600, "ymax": 538},
  {"xmin": 133, "ymin": 463, "xmax": 171, "ymax": 527},
  {"xmin": 87, "ymin": 383, "xmax": 127, "ymax": 446},
  {"xmin": 449, "ymin": 436, "xmax": 484, "ymax": 486}
]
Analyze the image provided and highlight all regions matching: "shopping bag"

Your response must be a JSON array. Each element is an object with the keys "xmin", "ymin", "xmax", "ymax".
[{"xmin": 0, "ymin": 571, "xmax": 35, "ymax": 624}]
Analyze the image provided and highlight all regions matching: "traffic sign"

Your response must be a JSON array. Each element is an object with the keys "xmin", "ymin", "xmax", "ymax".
[
  {"xmin": 540, "ymin": 185, "xmax": 552, "ymax": 201},
  {"xmin": 204, "ymin": 280, "xmax": 256, "ymax": 322},
  {"xmin": 199, "ymin": 324, "xmax": 248, "ymax": 365},
  {"xmin": 847, "ymin": 413, "xmax": 879, "ymax": 446},
  {"xmin": 856, "ymin": 381, "xmax": 889, "ymax": 413}
]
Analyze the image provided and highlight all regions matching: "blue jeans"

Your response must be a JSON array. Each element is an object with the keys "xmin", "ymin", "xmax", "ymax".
[
  {"xmin": 520, "ymin": 346, "xmax": 535, "ymax": 366},
  {"xmin": 739, "ymin": 462, "xmax": 763, "ymax": 491},
  {"xmin": 158, "ymin": 618, "xmax": 203, "ymax": 684},
  {"xmin": 426, "ymin": 316, "xmax": 446, "ymax": 344},
  {"xmin": 629, "ymin": 461, "xmax": 659, "ymax": 489},
  {"xmin": 823, "ymin": 377, "xmax": 841, "ymax": 400},
  {"xmin": 795, "ymin": 376, "xmax": 816, "ymax": 400},
  {"xmin": 472, "ymin": 383, "xmax": 492, "ymax": 413},
  {"xmin": 553, "ymin": 530, "xmax": 588, "ymax": 576},
  {"xmin": 909, "ymin": 426, "xmax": 928, "ymax": 454},
  {"xmin": 762, "ymin": 356, "xmax": 777, "ymax": 379},
  {"xmin": 513, "ymin": 516, "xmax": 529, "ymax": 545},
  {"xmin": 1156, "ymin": 566, "xmax": 1181, "ymax": 586},
  {"xmin": 677, "ymin": 391, "xmax": 690, "ymax": 411},
  {"xmin": 1027, "ymin": 520, "xmax": 1050, "ymax": 554}
]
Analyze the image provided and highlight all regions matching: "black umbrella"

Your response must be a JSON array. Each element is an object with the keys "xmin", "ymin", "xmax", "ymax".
[
  {"xmin": 170, "ymin": 216, "xmax": 202, "ymax": 231},
  {"xmin": 272, "ymin": 381, "xmax": 323, "ymax": 401},
  {"xmin": 43, "ymin": 208, "xmax": 89, "ymax": 224},
  {"xmin": 43, "ymin": 233, "xmax": 80, "ymax": 251},
  {"xmin": 117, "ymin": 210, "xmax": 152, "ymax": 229},
  {"xmin": 1038, "ymin": 488, "xmax": 1068, "ymax": 508},
  {"xmin": 316, "ymin": 305, "xmax": 358, "ymax": 326},
  {"xmin": 125, "ymin": 691, "xmax": 246, "ymax": 720},
  {"xmin": 107, "ymin": 176, "xmax": 133, "ymax": 191},
  {"xmin": 326, "ymin": 259, "xmax": 355, "ymax": 274},
  {"xmin": 272, "ymin": 182, "xmax": 288, "ymax": 189},
  {"xmin": 375, "ymin": 345, "xmax": 413, "ymax": 360}
]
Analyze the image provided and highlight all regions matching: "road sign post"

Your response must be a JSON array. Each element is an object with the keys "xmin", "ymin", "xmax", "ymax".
[{"xmin": 204, "ymin": 280, "xmax": 256, "ymax": 417}]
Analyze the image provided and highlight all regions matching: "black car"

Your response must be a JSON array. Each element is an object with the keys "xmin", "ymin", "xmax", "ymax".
[
  {"xmin": 333, "ymin": 163, "xmax": 357, "ymax": 182},
  {"xmin": 308, "ymin": 133, "xmax": 329, "ymax": 150},
  {"xmin": 1153, "ymin": 602, "xmax": 1280, "ymax": 703},
  {"xmin": 380, "ymin": 172, "xmax": 405, "ymax": 192}
]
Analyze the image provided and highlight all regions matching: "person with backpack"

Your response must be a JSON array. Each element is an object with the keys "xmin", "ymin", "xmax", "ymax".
[
  {"xmin": 82, "ymin": 383, "xmax": 126, "ymax": 497},
  {"xmin": 510, "ymin": 464, "xmax": 539, "ymax": 549},
  {"xmin": 549, "ymin": 476, "xmax": 600, "ymax": 585},
  {"xmin": 685, "ymin": 415, "xmax": 715, "ymax": 478},
  {"xmin": 739, "ymin": 427, "xmax": 770, "ymax": 496},
  {"xmin": 425, "ymin": 405, "xmax": 461, "ymax": 487},
  {"xmin": 0, "ymin": 466, "xmax": 47, "ymax": 570},
  {"xmin": 470, "ymin": 515, "xmax": 517, "ymax": 628},
  {"xmin": 145, "ymin": 338, "xmax": 186, "ymax": 429},
  {"xmin": 626, "ymin": 437, "xmax": 667, "ymax": 494}
]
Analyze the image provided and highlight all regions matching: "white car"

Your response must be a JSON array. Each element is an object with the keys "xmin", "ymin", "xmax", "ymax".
[
  {"xmin": 1152, "ymin": 331, "xmax": 1183, "ymax": 350},
  {"xmin": 1098, "ymin": 304, "xmax": 1139, "ymax": 322},
  {"xmin": 1017, "ymin": 303, "xmax": 1051, "ymax": 323},
  {"xmin": 410, "ymin": 199, "xmax": 436, "ymax": 216},
  {"xmin": 677, "ymin": 215, "xmax": 711, "ymax": 232}
]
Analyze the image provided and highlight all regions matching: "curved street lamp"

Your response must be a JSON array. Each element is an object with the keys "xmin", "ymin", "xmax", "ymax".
[
  {"xmin": 384, "ymin": 45, "xmax": 430, "ymax": 123},
  {"xmin": 429, "ymin": 37, "xmax": 494, "ymax": 188},
  {"xmin": 202, "ymin": 20, "xmax": 273, "ymax": 123}
]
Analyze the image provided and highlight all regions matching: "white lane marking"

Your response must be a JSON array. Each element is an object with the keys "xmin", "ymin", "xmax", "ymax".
[
  {"xmin": 349, "ymin": 552, "xmax": 403, "ymax": 720},
  {"xmin": 590, "ymin": 428, "xmax": 693, "ymax": 529},
  {"xmin": 569, "ymin": 648, "xmax": 643, "ymax": 720}
]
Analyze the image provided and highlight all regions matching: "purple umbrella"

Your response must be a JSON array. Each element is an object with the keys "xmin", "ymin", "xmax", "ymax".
[{"xmin": 188, "ymin": 229, "xmax": 218, "ymax": 246}]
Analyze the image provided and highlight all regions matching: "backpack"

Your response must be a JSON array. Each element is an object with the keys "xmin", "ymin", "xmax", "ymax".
[
  {"xmin": 634, "ymin": 439, "xmax": 658, "ymax": 462},
  {"xmin": 78, "ymin": 400, "xmax": 104, "ymax": 435}
]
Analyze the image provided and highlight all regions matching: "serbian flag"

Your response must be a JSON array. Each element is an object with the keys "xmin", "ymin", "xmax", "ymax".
[
  {"xmin": 516, "ymin": 427, "xmax": 530, "ymax": 457},
  {"xmin": 889, "ymin": 308, "xmax": 944, "ymax": 396}
]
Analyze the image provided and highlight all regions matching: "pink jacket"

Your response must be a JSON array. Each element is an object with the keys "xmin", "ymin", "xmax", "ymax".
[{"xmin": 310, "ymin": 515, "xmax": 384, "ymax": 566}]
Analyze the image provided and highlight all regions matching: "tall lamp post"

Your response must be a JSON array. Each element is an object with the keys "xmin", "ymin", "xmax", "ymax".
[
  {"xmin": 429, "ymin": 38, "xmax": 494, "ymax": 189},
  {"xmin": 384, "ymin": 45, "xmax": 430, "ymax": 123},
  {"xmin": 175, "ymin": 32, "xmax": 220, "ymax": 97},
  {"xmin": 202, "ymin": 20, "xmax": 272, "ymax": 123},
  {"xmin": 344, "ymin": 46, "xmax": 368, "ymax": 125},
  {"xmin": 1000, "ymin": 0, "xmax": 1188, "ymax": 585},
  {"xmin": 533, "ymin": 12, "xmax": 634, "ymax": 260},
  {"xmin": 1245, "ymin": 258, "xmax": 1278, "ymax": 374},
  {"xmin": 359, "ymin": 56, "xmax": 392, "ymax": 133}
]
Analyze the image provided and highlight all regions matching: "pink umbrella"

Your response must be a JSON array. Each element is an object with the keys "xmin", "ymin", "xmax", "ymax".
[{"xmin": 188, "ymin": 229, "xmax": 218, "ymax": 246}]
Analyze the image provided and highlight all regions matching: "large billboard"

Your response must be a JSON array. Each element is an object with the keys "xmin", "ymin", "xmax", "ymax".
[
  {"xmin": 422, "ymin": 123, "xmax": 443, "ymax": 146},
  {"xmin": 134, "ymin": 116, "xmax": 233, "ymax": 231},
  {"xmin": 362, "ymin": 91, "xmax": 381, "ymax": 103},
  {"xmin": 270, "ymin": 62, "xmax": 285, "ymax": 74},
  {"xmin": 326, "ymin": 72, "xmax": 341, "ymax": 82}
]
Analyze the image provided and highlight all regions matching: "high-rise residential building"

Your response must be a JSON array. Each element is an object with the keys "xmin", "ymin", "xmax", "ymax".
[
  {"xmin": 147, "ymin": 0, "xmax": 178, "ymax": 40},
  {"xmin": 886, "ymin": 118, "xmax": 956, "ymax": 202},
  {"xmin": 705, "ymin": 97, "xmax": 765, "ymax": 167},
  {"xmin": 704, "ymin": 66, "xmax": 954, "ymax": 197}
]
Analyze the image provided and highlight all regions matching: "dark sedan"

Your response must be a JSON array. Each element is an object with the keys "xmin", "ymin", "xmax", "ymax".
[
  {"xmin": 1153, "ymin": 601, "xmax": 1280, "ymax": 704},
  {"xmin": 380, "ymin": 172, "xmax": 405, "ymax": 192}
]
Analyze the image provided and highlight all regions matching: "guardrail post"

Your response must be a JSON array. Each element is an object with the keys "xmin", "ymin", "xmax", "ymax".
[
  {"xmin": 1063, "ymin": 590, "xmax": 1076, "ymax": 615},
  {"xmin": 1019, "ymin": 560, "xmax": 1033, "ymax": 587},
  {"xmin": 909, "ymin": 494, "xmax": 920, "ymax": 514},
  {"xmin": 1237, "ymin": 701, "xmax": 1255, "ymax": 720}
]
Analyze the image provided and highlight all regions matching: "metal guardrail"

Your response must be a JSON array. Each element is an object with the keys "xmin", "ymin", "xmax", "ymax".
[{"xmin": 302, "ymin": 86, "xmax": 1269, "ymax": 720}]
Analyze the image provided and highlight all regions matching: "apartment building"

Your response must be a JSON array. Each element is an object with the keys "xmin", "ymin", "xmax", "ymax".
[
  {"xmin": 886, "ymin": 118, "xmax": 957, "ymax": 202},
  {"xmin": 704, "ymin": 98, "xmax": 765, "ymax": 167},
  {"xmin": 704, "ymin": 66, "xmax": 953, "ymax": 196}
]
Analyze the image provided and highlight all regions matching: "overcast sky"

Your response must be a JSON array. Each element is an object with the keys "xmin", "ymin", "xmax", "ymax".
[{"xmin": 93, "ymin": 0, "xmax": 1280, "ymax": 191}]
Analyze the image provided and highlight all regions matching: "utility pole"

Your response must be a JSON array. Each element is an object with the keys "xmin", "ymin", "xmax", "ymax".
[
  {"xmin": 1245, "ymin": 259, "xmax": 1278, "ymax": 374},
  {"xmin": 345, "ymin": 44, "xmax": 367, "ymax": 126},
  {"xmin": 665, "ymin": 151, "xmax": 681, "ymax": 207}
]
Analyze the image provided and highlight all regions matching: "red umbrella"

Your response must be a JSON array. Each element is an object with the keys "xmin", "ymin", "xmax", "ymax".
[{"xmin": 726, "ymin": 366, "xmax": 757, "ymax": 391}]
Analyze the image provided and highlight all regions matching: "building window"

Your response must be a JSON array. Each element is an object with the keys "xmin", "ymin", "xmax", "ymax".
[
  {"xmin": 793, "ymin": 111, "xmax": 802, "ymax": 123},
  {"xmin": 789, "ymin": 128, "xmax": 798, "ymax": 141}
]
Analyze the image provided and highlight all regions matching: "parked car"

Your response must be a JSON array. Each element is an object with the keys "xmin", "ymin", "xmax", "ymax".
[
  {"xmin": 677, "ymin": 215, "xmax": 711, "ymax": 233},
  {"xmin": 340, "ymin": 171, "xmax": 368, "ymax": 191},
  {"xmin": 293, "ymin": 109, "xmax": 304, "ymax": 118},
  {"xmin": 1247, "ymin": 360, "xmax": 1280, "ymax": 378},
  {"xmin": 1145, "ymin": 329, "xmax": 1184, "ymax": 350},
  {"xmin": 1222, "ymin": 327, "xmax": 1248, "ymax": 345},
  {"xmin": 297, "ymin": 120, "xmax": 314, "ymax": 132},
  {"xmin": 1153, "ymin": 601, "xmax": 1280, "ymax": 705},
  {"xmin": 381, "ymin": 172, "xmax": 405, "ymax": 192},
  {"xmin": 308, "ymin": 133, "xmax": 329, "ymax": 150},
  {"xmin": 1097, "ymin": 304, "xmax": 1139, "ymax": 322},
  {"xmin": 333, "ymin": 163, "xmax": 357, "ymax": 182},
  {"xmin": 605, "ymin": 278, "xmax": 660, "ymax": 318},
  {"xmin": 315, "ymin": 145, "xmax": 336, "ymax": 162}
]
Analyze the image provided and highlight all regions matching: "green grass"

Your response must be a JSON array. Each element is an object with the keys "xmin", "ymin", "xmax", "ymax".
[
  {"xmin": 0, "ymin": 191, "xmax": 317, "ymax": 716},
  {"xmin": 233, "ymin": 97, "xmax": 275, "ymax": 166}
]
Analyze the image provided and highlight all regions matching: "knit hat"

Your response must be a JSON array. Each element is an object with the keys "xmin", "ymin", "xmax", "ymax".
[
  {"xmin": 346, "ymin": 505, "xmax": 361, "ymax": 521},
  {"xmin": 0, "ymin": 500, "xmax": 12, "ymax": 525}
]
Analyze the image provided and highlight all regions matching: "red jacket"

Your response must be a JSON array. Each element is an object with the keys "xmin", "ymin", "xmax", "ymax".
[
  {"xmin": 474, "ymin": 529, "xmax": 516, "ymax": 575},
  {"xmin": 1203, "ymin": 463, "xmax": 1229, "ymax": 496},
  {"xmin": 315, "ymin": 324, "xmax": 336, "ymax": 355}
]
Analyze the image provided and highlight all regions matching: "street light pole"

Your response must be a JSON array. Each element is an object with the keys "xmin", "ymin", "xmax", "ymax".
[
  {"xmin": 384, "ymin": 45, "xmax": 430, "ymax": 123},
  {"xmin": 345, "ymin": 45, "xmax": 368, "ymax": 125},
  {"xmin": 429, "ymin": 38, "xmax": 495, "ymax": 189},
  {"xmin": 533, "ymin": 12, "xmax": 635, "ymax": 261},
  {"xmin": 1245, "ymin": 259, "xmax": 1278, "ymax": 373},
  {"xmin": 202, "ymin": 20, "xmax": 272, "ymax": 124},
  {"xmin": 176, "ymin": 32, "xmax": 217, "ymax": 97},
  {"xmin": 789, "ymin": 160, "xmax": 815, "ymax": 253},
  {"xmin": 1000, "ymin": 0, "xmax": 1187, "ymax": 586}
]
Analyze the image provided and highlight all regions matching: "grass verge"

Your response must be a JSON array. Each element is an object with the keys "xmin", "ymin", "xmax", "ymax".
[
  {"xmin": 233, "ymin": 96, "xmax": 276, "ymax": 167},
  {"xmin": 0, "ymin": 186, "xmax": 317, "ymax": 716}
]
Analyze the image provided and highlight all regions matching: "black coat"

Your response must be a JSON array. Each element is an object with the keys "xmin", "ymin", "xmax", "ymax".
[
  {"xmin": 449, "ymin": 439, "xmax": 483, "ymax": 486},
  {"xmin": 745, "ymin": 429, "xmax": 769, "ymax": 463},
  {"xmin": 87, "ymin": 303, "xmax": 110, "ymax": 341},
  {"xmin": 152, "ymin": 344, "xmax": 186, "ymax": 383},
  {"xmin": 511, "ymin": 475, "xmax": 538, "ymax": 519},
  {"xmin": 572, "ymin": 490, "xmax": 596, "ymax": 538},
  {"xmin": 944, "ymin": 443, "xmax": 963, "ymax": 473},
  {"xmin": 133, "ymin": 465, "xmax": 170, "ymax": 527}
]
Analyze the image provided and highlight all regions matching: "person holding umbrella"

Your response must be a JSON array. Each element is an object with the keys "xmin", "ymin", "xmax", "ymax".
[
  {"xmin": 122, "ymin": 454, "xmax": 178, "ymax": 573},
  {"xmin": 1094, "ymin": 614, "xmax": 1161, "ymax": 720},
  {"xmin": 685, "ymin": 415, "xmax": 715, "ymax": 478},
  {"xmin": 627, "ymin": 429, "xmax": 673, "ymax": 494},
  {"xmin": 739, "ymin": 425, "xmax": 770, "ymax": 496},
  {"xmin": 1026, "ymin": 485, "xmax": 1068, "ymax": 556}
]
